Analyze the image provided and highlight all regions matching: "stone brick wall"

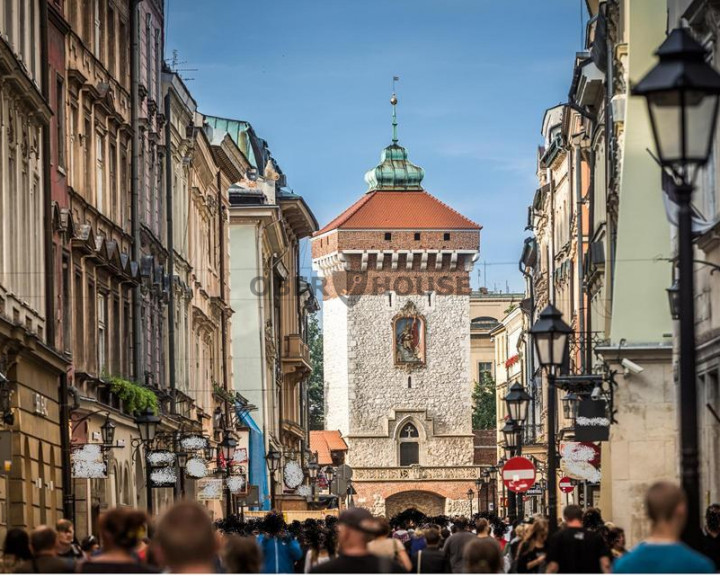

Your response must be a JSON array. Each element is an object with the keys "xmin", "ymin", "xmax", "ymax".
[
  {"xmin": 473, "ymin": 430, "xmax": 498, "ymax": 466},
  {"xmin": 323, "ymin": 298, "xmax": 350, "ymax": 434},
  {"xmin": 355, "ymin": 480, "xmax": 478, "ymax": 517}
]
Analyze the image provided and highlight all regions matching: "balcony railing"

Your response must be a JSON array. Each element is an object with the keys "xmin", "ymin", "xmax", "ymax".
[{"xmin": 283, "ymin": 334, "xmax": 311, "ymax": 371}]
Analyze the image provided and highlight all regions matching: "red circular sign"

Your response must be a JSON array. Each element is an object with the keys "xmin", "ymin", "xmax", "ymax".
[
  {"xmin": 559, "ymin": 477, "xmax": 574, "ymax": 493},
  {"xmin": 501, "ymin": 457, "xmax": 536, "ymax": 493}
]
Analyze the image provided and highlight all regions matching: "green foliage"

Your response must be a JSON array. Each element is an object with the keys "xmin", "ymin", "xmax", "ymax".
[
  {"xmin": 108, "ymin": 376, "xmax": 158, "ymax": 415},
  {"xmin": 307, "ymin": 313, "xmax": 325, "ymax": 430},
  {"xmin": 472, "ymin": 372, "xmax": 497, "ymax": 430}
]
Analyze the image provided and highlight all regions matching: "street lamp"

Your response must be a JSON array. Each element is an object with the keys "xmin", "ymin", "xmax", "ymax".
[
  {"xmin": 633, "ymin": 27, "xmax": 720, "ymax": 549},
  {"xmin": 266, "ymin": 448, "xmax": 281, "ymax": 510},
  {"xmin": 100, "ymin": 414, "xmax": 116, "ymax": 447},
  {"xmin": 134, "ymin": 407, "xmax": 161, "ymax": 514},
  {"xmin": 176, "ymin": 452, "xmax": 188, "ymax": 498},
  {"xmin": 474, "ymin": 477, "xmax": 483, "ymax": 514},
  {"xmin": 324, "ymin": 465, "xmax": 335, "ymax": 491},
  {"xmin": 505, "ymin": 382, "xmax": 532, "ymax": 424},
  {"xmin": 482, "ymin": 469, "xmax": 491, "ymax": 512},
  {"xmin": 530, "ymin": 304, "xmax": 572, "ymax": 534},
  {"xmin": 561, "ymin": 391, "xmax": 580, "ymax": 422},
  {"xmin": 308, "ymin": 461, "xmax": 320, "ymax": 502},
  {"xmin": 467, "ymin": 488, "xmax": 474, "ymax": 518},
  {"xmin": 203, "ymin": 444, "xmax": 215, "ymax": 461},
  {"xmin": 667, "ymin": 279, "xmax": 680, "ymax": 320},
  {"xmin": 501, "ymin": 420, "xmax": 522, "ymax": 452},
  {"xmin": 219, "ymin": 432, "xmax": 237, "ymax": 519}
]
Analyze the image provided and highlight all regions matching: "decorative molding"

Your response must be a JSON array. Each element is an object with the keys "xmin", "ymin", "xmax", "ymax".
[{"xmin": 352, "ymin": 465, "xmax": 480, "ymax": 482}]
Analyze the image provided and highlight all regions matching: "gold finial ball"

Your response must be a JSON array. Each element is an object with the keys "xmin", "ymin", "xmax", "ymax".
[{"xmin": 390, "ymin": 94, "xmax": 398, "ymax": 105}]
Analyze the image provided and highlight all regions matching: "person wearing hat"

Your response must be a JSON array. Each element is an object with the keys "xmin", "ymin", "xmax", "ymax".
[{"xmin": 311, "ymin": 509, "xmax": 405, "ymax": 573}]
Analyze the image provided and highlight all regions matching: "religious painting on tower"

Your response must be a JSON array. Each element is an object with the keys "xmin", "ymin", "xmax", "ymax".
[{"xmin": 393, "ymin": 302, "xmax": 426, "ymax": 366}]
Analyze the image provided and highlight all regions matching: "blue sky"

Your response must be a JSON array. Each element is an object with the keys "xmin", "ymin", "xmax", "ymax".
[{"xmin": 167, "ymin": 0, "xmax": 586, "ymax": 292}]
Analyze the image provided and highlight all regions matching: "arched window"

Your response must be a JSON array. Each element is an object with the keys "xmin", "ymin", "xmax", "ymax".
[{"xmin": 399, "ymin": 423, "xmax": 420, "ymax": 466}]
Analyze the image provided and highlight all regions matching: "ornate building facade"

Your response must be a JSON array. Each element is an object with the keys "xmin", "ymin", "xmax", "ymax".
[{"xmin": 312, "ymin": 97, "xmax": 482, "ymax": 517}]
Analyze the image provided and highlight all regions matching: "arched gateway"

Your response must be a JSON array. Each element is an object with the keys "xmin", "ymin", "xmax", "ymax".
[
  {"xmin": 385, "ymin": 491, "xmax": 446, "ymax": 518},
  {"xmin": 312, "ymin": 94, "xmax": 482, "ymax": 516}
]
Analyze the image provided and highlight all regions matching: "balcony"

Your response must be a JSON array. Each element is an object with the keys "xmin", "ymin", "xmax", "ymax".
[{"xmin": 282, "ymin": 334, "xmax": 312, "ymax": 377}]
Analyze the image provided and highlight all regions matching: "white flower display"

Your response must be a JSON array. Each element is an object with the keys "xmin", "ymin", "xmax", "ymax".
[
  {"xmin": 179, "ymin": 435, "xmax": 207, "ymax": 451},
  {"xmin": 283, "ymin": 460, "xmax": 304, "ymax": 489},
  {"xmin": 295, "ymin": 484, "xmax": 312, "ymax": 497},
  {"xmin": 185, "ymin": 457, "xmax": 208, "ymax": 479},
  {"xmin": 147, "ymin": 451, "xmax": 176, "ymax": 467},
  {"xmin": 227, "ymin": 476, "xmax": 246, "ymax": 494}
]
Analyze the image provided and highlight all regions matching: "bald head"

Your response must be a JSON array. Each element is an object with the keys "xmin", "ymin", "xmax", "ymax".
[{"xmin": 645, "ymin": 481, "xmax": 686, "ymax": 526}]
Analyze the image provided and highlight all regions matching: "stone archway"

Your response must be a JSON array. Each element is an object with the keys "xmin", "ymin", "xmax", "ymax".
[{"xmin": 385, "ymin": 491, "xmax": 446, "ymax": 518}]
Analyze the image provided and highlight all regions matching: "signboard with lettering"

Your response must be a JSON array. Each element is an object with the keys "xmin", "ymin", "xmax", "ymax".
[{"xmin": 575, "ymin": 400, "xmax": 610, "ymax": 442}]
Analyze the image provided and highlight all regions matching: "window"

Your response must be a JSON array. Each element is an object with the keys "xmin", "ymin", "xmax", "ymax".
[
  {"xmin": 96, "ymin": 133, "xmax": 104, "ymax": 211},
  {"xmin": 82, "ymin": 0, "xmax": 92, "ymax": 46},
  {"xmin": 414, "ymin": 232, "xmax": 420, "ymax": 241},
  {"xmin": 444, "ymin": 233, "xmax": 450, "ymax": 241},
  {"xmin": 93, "ymin": 0, "xmax": 102, "ymax": 57},
  {"xmin": 56, "ymin": 75, "xmax": 65, "ymax": 168},
  {"xmin": 107, "ymin": 7, "xmax": 115, "ymax": 75},
  {"xmin": 5, "ymin": 0, "xmax": 14, "ymax": 45},
  {"xmin": 84, "ymin": 118, "xmax": 91, "ymax": 193},
  {"xmin": 97, "ymin": 293, "xmax": 107, "ymax": 373},
  {"xmin": 478, "ymin": 362, "xmax": 493, "ymax": 381},
  {"xmin": 145, "ymin": 14, "xmax": 152, "ymax": 92},
  {"xmin": 119, "ymin": 20, "xmax": 128, "ymax": 84},
  {"xmin": 407, "ymin": 376, "xmax": 412, "ymax": 389},
  {"xmin": 109, "ymin": 142, "xmax": 116, "ymax": 217},
  {"xmin": 399, "ymin": 423, "xmax": 420, "ymax": 466},
  {"xmin": 384, "ymin": 232, "xmax": 391, "ymax": 241},
  {"xmin": 62, "ymin": 256, "xmax": 71, "ymax": 353}
]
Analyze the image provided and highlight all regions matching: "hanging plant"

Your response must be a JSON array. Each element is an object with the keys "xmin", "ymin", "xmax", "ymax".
[
  {"xmin": 505, "ymin": 354, "xmax": 521, "ymax": 369},
  {"xmin": 108, "ymin": 376, "xmax": 159, "ymax": 415}
]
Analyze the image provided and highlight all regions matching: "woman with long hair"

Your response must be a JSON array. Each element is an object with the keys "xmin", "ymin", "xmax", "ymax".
[
  {"xmin": 1, "ymin": 528, "xmax": 32, "ymax": 573},
  {"xmin": 515, "ymin": 518, "xmax": 548, "ymax": 573},
  {"xmin": 80, "ymin": 508, "xmax": 157, "ymax": 572}
]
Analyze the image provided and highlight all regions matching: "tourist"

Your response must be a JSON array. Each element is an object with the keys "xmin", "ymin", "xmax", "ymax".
[
  {"xmin": 475, "ymin": 518, "xmax": 492, "ymax": 539},
  {"xmin": 515, "ymin": 518, "xmax": 547, "ymax": 573},
  {"xmin": 79, "ymin": 508, "xmax": 157, "ymax": 572},
  {"xmin": 701, "ymin": 503, "xmax": 720, "ymax": 570},
  {"xmin": 368, "ymin": 517, "xmax": 412, "ymax": 571},
  {"xmin": 442, "ymin": 517, "xmax": 477, "ymax": 573},
  {"xmin": 310, "ymin": 508, "xmax": 404, "ymax": 573},
  {"xmin": 545, "ymin": 505, "xmax": 610, "ymax": 573},
  {"xmin": 613, "ymin": 482, "xmax": 714, "ymax": 573},
  {"xmin": 13, "ymin": 525, "xmax": 74, "ymax": 573},
  {"xmin": 256, "ymin": 512, "xmax": 303, "ymax": 574},
  {"xmin": 55, "ymin": 520, "xmax": 83, "ymax": 561},
  {"xmin": 463, "ymin": 537, "xmax": 502, "ymax": 573},
  {"xmin": 606, "ymin": 526, "xmax": 627, "ymax": 562},
  {"xmin": 1, "ymin": 528, "xmax": 32, "ymax": 573},
  {"xmin": 80, "ymin": 535, "xmax": 99, "ymax": 558},
  {"xmin": 412, "ymin": 527, "xmax": 448, "ymax": 573},
  {"xmin": 492, "ymin": 524, "xmax": 507, "ymax": 551},
  {"xmin": 303, "ymin": 520, "xmax": 335, "ymax": 572},
  {"xmin": 154, "ymin": 502, "xmax": 218, "ymax": 573},
  {"xmin": 224, "ymin": 535, "xmax": 263, "ymax": 573}
]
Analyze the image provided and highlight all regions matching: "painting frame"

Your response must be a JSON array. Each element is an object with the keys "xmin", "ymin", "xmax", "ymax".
[{"xmin": 392, "ymin": 301, "xmax": 426, "ymax": 367}]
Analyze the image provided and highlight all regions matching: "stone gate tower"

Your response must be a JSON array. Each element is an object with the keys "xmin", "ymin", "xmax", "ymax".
[{"xmin": 311, "ymin": 95, "xmax": 482, "ymax": 517}]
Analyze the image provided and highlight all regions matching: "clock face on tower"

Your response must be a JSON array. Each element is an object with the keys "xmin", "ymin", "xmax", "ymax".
[{"xmin": 393, "ymin": 301, "xmax": 426, "ymax": 366}]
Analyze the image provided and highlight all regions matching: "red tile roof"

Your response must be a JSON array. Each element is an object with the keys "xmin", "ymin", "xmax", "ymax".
[
  {"xmin": 309, "ymin": 430, "xmax": 348, "ymax": 466},
  {"xmin": 315, "ymin": 190, "xmax": 481, "ymax": 235}
]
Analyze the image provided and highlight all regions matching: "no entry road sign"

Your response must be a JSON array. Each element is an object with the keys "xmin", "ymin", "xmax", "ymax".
[
  {"xmin": 502, "ymin": 456, "xmax": 536, "ymax": 493},
  {"xmin": 559, "ymin": 477, "xmax": 574, "ymax": 493}
]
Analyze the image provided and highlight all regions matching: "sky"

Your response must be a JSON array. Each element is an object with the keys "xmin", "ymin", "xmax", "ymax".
[{"xmin": 166, "ymin": 0, "xmax": 586, "ymax": 293}]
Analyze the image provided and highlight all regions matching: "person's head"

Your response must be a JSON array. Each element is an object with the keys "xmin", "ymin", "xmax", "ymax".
[
  {"xmin": 80, "ymin": 535, "xmax": 99, "ymax": 555},
  {"xmin": 424, "ymin": 528, "xmax": 441, "ymax": 549},
  {"xmin": 514, "ymin": 523, "xmax": 527, "ymax": 541},
  {"xmin": 262, "ymin": 513, "xmax": 286, "ymax": 537},
  {"xmin": 155, "ymin": 502, "xmax": 218, "ymax": 573},
  {"xmin": 463, "ymin": 538, "xmax": 502, "ymax": 573},
  {"xmin": 337, "ymin": 508, "xmax": 380, "ymax": 552},
  {"xmin": 475, "ymin": 518, "xmax": 490, "ymax": 536},
  {"xmin": 523, "ymin": 518, "xmax": 548, "ymax": 545},
  {"xmin": 55, "ymin": 519, "xmax": 74, "ymax": 548},
  {"xmin": 374, "ymin": 516, "xmax": 391, "ymax": 538},
  {"xmin": 562, "ymin": 505, "xmax": 584, "ymax": 527},
  {"xmin": 492, "ymin": 524, "xmax": 506, "ymax": 541},
  {"xmin": 3, "ymin": 528, "xmax": 32, "ymax": 560},
  {"xmin": 706, "ymin": 503, "xmax": 720, "ymax": 535},
  {"xmin": 30, "ymin": 526, "xmax": 58, "ymax": 557},
  {"xmin": 223, "ymin": 535, "xmax": 262, "ymax": 574},
  {"xmin": 645, "ymin": 481, "xmax": 687, "ymax": 537},
  {"xmin": 583, "ymin": 508, "xmax": 604, "ymax": 531},
  {"xmin": 454, "ymin": 517, "xmax": 469, "ymax": 531},
  {"xmin": 98, "ymin": 508, "xmax": 148, "ymax": 553},
  {"xmin": 607, "ymin": 527, "xmax": 625, "ymax": 550}
]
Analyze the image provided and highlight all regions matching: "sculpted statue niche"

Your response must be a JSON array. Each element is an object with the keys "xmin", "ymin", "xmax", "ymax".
[{"xmin": 393, "ymin": 301, "xmax": 426, "ymax": 366}]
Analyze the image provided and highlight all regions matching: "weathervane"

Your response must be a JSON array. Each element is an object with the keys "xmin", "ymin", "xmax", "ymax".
[{"xmin": 391, "ymin": 76, "xmax": 399, "ymax": 144}]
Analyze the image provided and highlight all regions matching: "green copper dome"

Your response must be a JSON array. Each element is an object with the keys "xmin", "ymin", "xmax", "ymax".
[{"xmin": 364, "ymin": 94, "xmax": 425, "ymax": 191}]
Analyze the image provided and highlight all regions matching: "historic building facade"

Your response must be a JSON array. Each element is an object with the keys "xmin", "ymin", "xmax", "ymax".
[{"xmin": 312, "ymin": 98, "xmax": 482, "ymax": 517}]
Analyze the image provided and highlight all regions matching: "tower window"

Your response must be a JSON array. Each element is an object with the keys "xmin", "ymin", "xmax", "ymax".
[
  {"xmin": 399, "ymin": 423, "xmax": 420, "ymax": 466},
  {"xmin": 408, "ymin": 376, "xmax": 412, "ymax": 389},
  {"xmin": 444, "ymin": 233, "xmax": 450, "ymax": 241},
  {"xmin": 384, "ymin": 232, "xmax": 392, "ymax": 241},
  {"xmin": 414, "ymin": 232, "xmax": 421, "ymax": 241}
]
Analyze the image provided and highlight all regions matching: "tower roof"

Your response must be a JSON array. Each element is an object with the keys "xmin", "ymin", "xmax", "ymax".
[{"xmin": 315, "ymin": 190, "xmax": 481, "ymax": 235}]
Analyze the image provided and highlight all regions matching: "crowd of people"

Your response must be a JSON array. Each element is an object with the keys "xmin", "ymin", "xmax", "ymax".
[{"xmin": 0, "ymin": 481, "xmax": 717, "ymax": 573}]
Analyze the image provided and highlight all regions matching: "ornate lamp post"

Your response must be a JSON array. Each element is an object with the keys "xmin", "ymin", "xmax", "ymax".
[
  {"xmin": 100, "ymin": 414, "xmax": 116, "ymax": 447},
  {"xmin": 467, "ymin": 489, "xmax": 474, "ymax": 518},
  {"xmin": 504, "ymin": 382, "xmax": 531, "ymax": 520},
  {"xmin": 482, "ymin": 468, "xmax": 491, "ymax": 512},
  {"xmin": 308, "ymin": 460, "xmax": 320, "ymax": 502},
  {"xmin": 135, "ymin": 407, "xmax": 160, "ymax": 514},
  {"xmin": 219, "ymin": 432, "xmax": 237, "ymax": 519},
  {"xmin": 474, "ymin": 477, "xmax": 483, "ymax": 514},
  {"xmin": 530, "ymin": 305, "xmax": 572, "ymax": 533},
  {"xmin": 561, "ymin": 391, "xmax": 580, "ymax": 422},
  {"xmin": 176, "ymin": 451, "xmax": 188, "ymax": 498},
  {"xmin": 633, "ymin": 27, "xmax": 720, "ymax": 548},
  {"xmin": 265, "ymin": 448, "xmax": 281, "ymax": 510},
  {"xmin": 324, "ymin": 465, "xmax": 335, "ymax": 494}
]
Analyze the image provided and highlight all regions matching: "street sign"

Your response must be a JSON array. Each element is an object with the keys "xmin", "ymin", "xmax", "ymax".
[
  {"xmin": 525, "ymin": 483, "xmax": 543, "ymax": 496},
  {"xmin": 502, "ymin": 456, "xmax": 536, "ymax": 493},
  {"xmin": 559, "ymin": 477, "xmax": 574, "ymax": 493},
  {"xmin": 332, "ymin": 464, "xmax": 353, "ymax": 495}
]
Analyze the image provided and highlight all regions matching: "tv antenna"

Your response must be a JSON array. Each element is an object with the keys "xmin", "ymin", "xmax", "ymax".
[{"xmin": 169, "ymin": 49, "xmax": 198, "ymax": 82}]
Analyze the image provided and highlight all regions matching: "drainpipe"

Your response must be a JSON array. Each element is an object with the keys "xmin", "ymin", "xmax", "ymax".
[
  {"xmin": 585, "ymin": 149, "xmax": 595, "ymax": 371},
  {"xmin": 574, "ymin": 144, "xmax": 586, "ymax": 374},
  {"xmin": 547, "ymin": 169, "xmax": 555, "ymax": 306},
  {"xmin": 59, "ymin": 372, "xmax": 73, "ymax": 520},
  {"xmin": 131, "ymin": 0, "xmax": 143, "ymax": 381},
  {"xmin": 218, "ymin": 170, "xmax": 231, "ymax": 424},
  {"xmin": 164, "ymin": 92, "xmax": 176, "ymax": 412},
  {"xmin": 40, "ymin": 0, "xmax": 55, "ymax": 346},
  {"xmin": 603, "ymin": 0, "xmax": 618, "ymax": 305}
]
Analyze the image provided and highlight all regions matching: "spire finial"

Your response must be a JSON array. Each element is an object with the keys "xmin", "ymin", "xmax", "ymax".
[{"xmin": 391, "ymin": 76, "xmax": 399, "ymax": 144}]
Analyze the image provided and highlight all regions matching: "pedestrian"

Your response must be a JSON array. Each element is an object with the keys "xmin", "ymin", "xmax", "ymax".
[
  {"xmin": 154, "ymin": 502, "xmax": 218, "ymax": 573},
  {"xmin": 256, "ymin": 513, "xmax": 303, "ymax": 574},
  {"xmin": 80, "ymin": 535, "xmax": 100, "ymax": 558},
  {"xmin": 412, "ymin": 528, "xmax": 448, "ymax": 574},
  {"xmin": 310, "ymin": 508, "xmax": 404, "ymax": 573},
  {"xmin": 606, "ymin": 527, "xmax": 627, "ymax": 562},
  {"xmin": 700, "ymin": 503, "xmax": 720, "ymax": 570},
  {"xmin": 13, "ymin": 525, "xmax": 74, "ymax": 573},
  {"xmin": 408, "ymin": 526, "xmax": 427, "ymax": 558},
  {"xmin": 442, "ymin": 517, "xmax": 477, "ymax": 573},
  {"xmin": 2, "ymin": 528, "xmax": 32, "ymax": 573},
  {"xmin": 475, "ymin": 518, "xmax": 492, "ymax": 540},
  {"xmin": 55, "ymin": 520, "xmax": 83, "ymax": 561},
  {"xmin": 80, "ymin": 508, "xmax": 157, "ymax": 572},
  {"xmin": 368, "ymin": 516, "xmax": 412, "ymax": 571},
  {"xmin": 463, "ymin": 537, "xmax": 502, "ymax": 573},
  {"xmin": 302, "ymin": 520, "xmax": 335, "ymax": 573},
  {"xmin": 545, "ymin": 505, "xmax": 610, "ymax": 573},
  {"xmin": 515, "ymin": 518, "xmax": 547, "ymax": 573},
  {"xmin": 224, "ymin": 535, "xmax": 263, "ymax": 573},
  {"xmin": 492, "ymin": 524, "xmax": 507, "ymax": 552},
  {"xmin": 613, "ymin": 481, "xmax": 715, "ymax": 573}
]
